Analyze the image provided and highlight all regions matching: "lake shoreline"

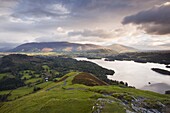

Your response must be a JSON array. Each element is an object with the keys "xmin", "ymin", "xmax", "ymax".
[{"xmin": 75, "ymin": 57, "xmax": 170, "ymax": 94}]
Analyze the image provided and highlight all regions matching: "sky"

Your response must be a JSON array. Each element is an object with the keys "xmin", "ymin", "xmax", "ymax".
[{"xmin": 0, "ymin": 0, "xmax": 170, "ymax": 50}]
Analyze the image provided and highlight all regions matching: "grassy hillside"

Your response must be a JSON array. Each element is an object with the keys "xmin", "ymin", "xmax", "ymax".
[
  {"xmin": 0, "ymin": 72, "xmax": 170, "ymax": 113},
  {"xmin": 0, "ymin": 54, "xmax": 169, "ymax": 113},
  {"xmin": 72, "ymin": 72, "xmax": 108, "ymax": 86}
]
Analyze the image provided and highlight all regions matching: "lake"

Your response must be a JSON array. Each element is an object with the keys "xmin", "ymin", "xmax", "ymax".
[{"xmin": 75, "ymin": 58, "xmax": 170, "ymax": 94}]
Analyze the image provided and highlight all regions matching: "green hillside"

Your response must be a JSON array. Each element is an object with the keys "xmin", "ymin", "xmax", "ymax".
[
  {"xmin": 0, "ymin": 54, "xmax": 169, "ymax": 113},
  {"xmin": 0, "ymin": 72, "xmax": 170, "ymax": 113}
]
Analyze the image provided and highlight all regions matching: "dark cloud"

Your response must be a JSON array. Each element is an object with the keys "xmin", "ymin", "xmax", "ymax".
[
  {"xmin": 10, "ymin": 0, "xmax": 166, "ymax": 21},
  {"xmin": 122, "ymin": 2, "xmax": 170, "ymax": 35},
  {"xmin": 68, "ymin": 29, "xmax": 113, "ymax": 38},
  {"xmin": 0, "ymin": 0, "xmax": 167, "ymax": 18},
  {"xmin": 140, "ymin": 23, "xmax": 170, "ymax": 35},
  {"xmin": 10, "ymin": 0, "xmax": 71, "ymax": 21},
  {"xmin": 61, "ymin": 0, "xmax": 133, "ymax": 11},
  {"xmin": 0, "ymin": 0, "xmax": 168, "ymax": 28},
  {"xmin": 11, "ymin": 0, "xmax": 127, "ymax": 21}
]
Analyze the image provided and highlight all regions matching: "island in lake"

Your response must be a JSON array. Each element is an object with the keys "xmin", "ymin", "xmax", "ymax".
[{"xmin": 151, "ymin": 68, "xmax": 170, "ymax": 76}]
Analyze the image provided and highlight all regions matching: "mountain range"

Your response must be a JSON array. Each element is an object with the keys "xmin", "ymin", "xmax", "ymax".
[{"xmin": 10, "ymin": 42, "xmax": 137, "ymax": 53}]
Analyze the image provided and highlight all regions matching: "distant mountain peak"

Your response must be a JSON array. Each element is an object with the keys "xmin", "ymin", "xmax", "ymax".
[
  {"xmin": 106, "ymin": 44, "xmax": 137, "ymax": 53},
  {"xmin": 10, "ymin": 42, "xmax": 137, "ymax": 53}
]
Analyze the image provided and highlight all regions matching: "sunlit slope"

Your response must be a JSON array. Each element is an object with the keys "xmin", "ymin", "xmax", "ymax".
[{"xmin": 0, "ymin": 72, "xmax": 170, "ymax": 113}]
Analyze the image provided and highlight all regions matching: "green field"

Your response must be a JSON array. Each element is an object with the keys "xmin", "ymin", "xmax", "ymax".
[
  {"xmin": 25, "ymin": 78, "xmax": 43, "ymax": 84},
  {"xmin": 0, "ymin": 82, "xmax": 53, "ymax": 100},
  {"xmin": 0, "ymin": 73, "xmax": 14, "ymax": 80}
]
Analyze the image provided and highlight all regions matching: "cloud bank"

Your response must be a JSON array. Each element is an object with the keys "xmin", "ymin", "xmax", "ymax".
[
  {"xmin": 68, "ymin": 29, "xmax": 113, "ymax": 38},
  {"xmin": 0, "ymin": 0, "xmax": 170, "ymax": 50},
  {"xmin": 122, "ymin": 2, "xmax": 170, "ymax": 35}
]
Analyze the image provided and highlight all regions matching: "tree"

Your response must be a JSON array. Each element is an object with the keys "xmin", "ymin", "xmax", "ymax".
[{"xmin": 33, "ymin": 86, "xmax": 41, "ymax": 92}]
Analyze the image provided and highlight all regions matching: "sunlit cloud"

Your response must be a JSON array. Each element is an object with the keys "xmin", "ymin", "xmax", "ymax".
[{"xmin": 0, "ymin": 0, "xmax": 169, "ymax": 50}]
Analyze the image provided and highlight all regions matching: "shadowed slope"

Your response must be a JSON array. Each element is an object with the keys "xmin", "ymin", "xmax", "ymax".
[{"xmin": 72, "ymin": 72, "xmax": 108, "ymax": 86}]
